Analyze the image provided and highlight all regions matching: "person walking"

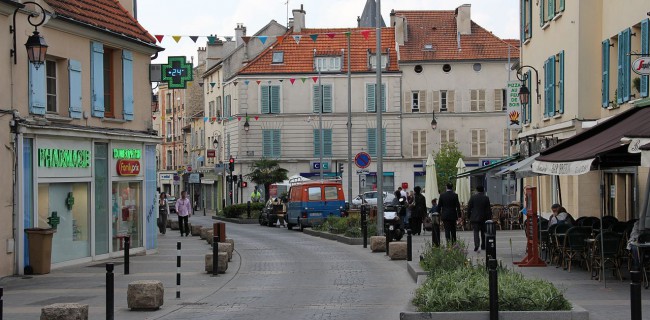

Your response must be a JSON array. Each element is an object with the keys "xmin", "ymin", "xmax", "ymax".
[
  {"xmin": 438, "ymin": 182, "xmax": 462, "ymax": 243},
  {"xmin": 467, "ymin": 186, "xmax": 491, "ymax": 252},
  {"xmin": 410, "ymin": 186, "xmax": 427, "ymax": 235},
  {"xmin": 158, "ymin": 192, "xmax": 169, "ymax": 235},
  {"xmin": 251, "ymin": 186, "xmax": 262, "ymax": 203},
  {"xmin": 175, "ymin": 191, "xmax": 192, "ymax": 237}
]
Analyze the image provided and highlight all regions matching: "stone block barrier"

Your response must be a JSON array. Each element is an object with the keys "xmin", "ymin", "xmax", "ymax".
[
  {"xmin": 370, "ymin": 236, "xmax": 386, "ymax": 252},
  {"xmin": 205, "ymin": 252, "xmax": 228, "ymax": 273},
  {"xmin": 388, "ymin": 242, "xmax": 407, "ymax": 260},
  {"xmin": 127, "ymin": 280, "xmax": 164, "ymax": 310},
  {"xmin": 40, "ymin": 303, "xmax": 88, "ymax": 320}
]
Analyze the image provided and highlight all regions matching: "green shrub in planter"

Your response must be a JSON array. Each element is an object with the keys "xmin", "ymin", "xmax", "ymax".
[
  {"xmin": 223, "ymin": 202, "xmax": 264, "ymax": 218},
  {"xmin": 419, "ymin": 241, "xmax": 468, "ymax": 277}
]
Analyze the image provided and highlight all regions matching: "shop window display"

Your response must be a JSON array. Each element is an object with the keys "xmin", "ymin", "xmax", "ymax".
[{"xmin": 112, "ymin": 182, "xmax": 142, "ymax": 251}]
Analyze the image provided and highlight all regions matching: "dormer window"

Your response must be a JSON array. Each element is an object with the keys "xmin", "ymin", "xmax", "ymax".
[
  {"xmin": 369, "ymin": 53, "xmax": 388, "ymax": 70},
  {"xmin": 272, "ymin": 51, "xmax": 284, "ymax": 64},
  {"xmin": 423, "ymin": 44, "xmax": 434, "ymax": 51},
  {"xmin": 315, "ymin": 56, "xmax": 341, "ymax": 72}
]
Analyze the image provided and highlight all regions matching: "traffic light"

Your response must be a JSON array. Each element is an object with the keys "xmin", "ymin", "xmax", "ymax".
[
  {"xmin": 228, "ymin": 157, "xmax": 235, "ymax": 172},
  {"xmin": 241, "ymin": 181, "xmax": 248, "ymax": 188},
  {"xmin": 339, "ymin": 163, "xmax": 344, "ymax": 173},
  {"xmin": 233, "ymin": 175, "xmax": 238, "ymax": 182}
]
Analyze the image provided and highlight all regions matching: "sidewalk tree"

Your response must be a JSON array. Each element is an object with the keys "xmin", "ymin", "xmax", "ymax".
[
  {"xmin": 246, "ymin": 158, "xmax": 289, "ymax": 202},
  {"xmin": 433, "ymin": 142, "xmax": 463, "ymax": 192}
]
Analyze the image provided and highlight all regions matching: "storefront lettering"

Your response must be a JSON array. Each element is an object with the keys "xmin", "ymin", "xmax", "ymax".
[
  {"xmin": 38, "ymin": 148, "xmax": 90, "ymax": 168},
  {"xmin": 532, "ymin": 159, "xmax": 594, "ymax": 176},
  {"xmin": 113, "ymin": 148, "xmax": 141, "ymax": 159},
  {"xmin": 116, "ymin": 159, "xmax": 141, "ymax": 176}
]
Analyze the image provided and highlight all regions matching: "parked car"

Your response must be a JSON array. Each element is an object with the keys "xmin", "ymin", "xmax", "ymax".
[
  {"xmin": 286, "ymin": 180, "xmax": 346, "ymax": 231},
  {"xmin": 259, "ymin": 198, "xmax": 286, "ymax": 227},
  {"xmin": 351, "ymin": 191, "xmax": 395, "ymax": 207},
  {"xmin": 166, "ymin": 196, "xmax": 177, "ymax": 213}
]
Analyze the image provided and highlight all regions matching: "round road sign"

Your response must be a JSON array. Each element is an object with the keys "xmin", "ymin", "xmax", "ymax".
[{"xmin": 354, "ymin": 152, "xmax": 371, "ymax": 169}]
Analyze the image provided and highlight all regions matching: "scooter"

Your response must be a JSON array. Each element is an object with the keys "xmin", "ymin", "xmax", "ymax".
[{"xmin": 383, "ymin": 199, "xmax": 405, "ymax": 241}]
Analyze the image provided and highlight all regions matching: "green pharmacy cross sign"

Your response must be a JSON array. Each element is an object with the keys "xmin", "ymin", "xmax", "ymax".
[{"xmin": 161, "ymin": 56, "xmax": 193, "ymax": 89}]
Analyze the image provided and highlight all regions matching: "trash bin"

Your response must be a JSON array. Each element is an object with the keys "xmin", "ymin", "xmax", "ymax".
[{"xmin": 25, "ymin": 228, "xmax": 55, "ymax": 274}]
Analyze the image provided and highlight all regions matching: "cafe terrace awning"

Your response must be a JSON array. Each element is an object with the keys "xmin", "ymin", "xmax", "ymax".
[
  {"xmin": 532, "ymin": 106, "xmax": 650, "ymax": 176},
  {"xmin": 494, "ymin": 153, "xmax": 539, "ymax": 179},
  {"xmin": 454, "ymin": 155, "xmax": 518, "ymax": 179}
]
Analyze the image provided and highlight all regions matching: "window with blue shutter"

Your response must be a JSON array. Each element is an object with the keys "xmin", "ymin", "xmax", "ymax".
[
  {"xmin": 261, "ymin": 85, "xmax": 281, "ymax": 114},
  {"xmin": 602, "ymin": 39, "xmax": 610, "ymax": 107},
  {"xmin": 520, "ymin": 0, "xmax": 525, "ymax": 42},
  {"xmin": 549, "ymin": 55, "xmax": 556, "ymax": 116},
  {"xmin": 521, "ymin": 0, "xmax": 533, "ymax": 41},
  {"xmin": 263, "ymin": 129, "xmax": 281, "ymax": 158},
  {"xmin": 90, "ymin": 41, "xmax": 104, "ymax": 117},
  {"xmin": 547, "ymin": 0, "xmax": 555, "ymax": 20},
  {"xmin": 224, "ymin": 95, "xmax": 231, "ymax": 118},
  {"xmin": 367, "ymin": 128, "xmax": 386, "ymax": 157},
  {"xmin": 539, "ymin": 0, "xmax": 545, "ymax": 27},
  {"xmin": 526, "ymin": 70, "xmax": 532, "ymax": 123},
  {"xmin": 559, "ymin": 50, "xmax": 565, "ymax": 114},
  {"xmin": 366, "ymin": 83, "xmax": 386, "ymax": 112},
  {"xmin": 122, "ymin": 50, "xmax": 134, "ymax": 121},
  {"xmin": 617, "ymin": 29, "xmax": 631, "ymax": 104},
  {"xmin": 313, "ymin": 84, "xmax": 333, "ymax": 113},
  {"xmin": 543, "ymin": 58, "xmax": 548, "ymax": 117},
  {"xmin": 313, "ymin": 129, "xmax": 333, "ymax": 157},
  {"xmin": 642, "ymin": 19, "xmax": 649, "ymax": 98},
  {"xmin": 68, "ymin": 60, "xmax": 82, "ymax": 119},
  {"xmin": 559, "ymin": 0, "xmax": 565, "ymax": 12},
  {"xmin": 28, "ymin": 62, "xmax": 46, "ymax": 115}
]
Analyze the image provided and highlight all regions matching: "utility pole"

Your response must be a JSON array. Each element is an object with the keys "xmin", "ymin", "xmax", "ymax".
[
  {"xmin": 318, "ymin": 64, "xmax": 324, "ymax": 180},
  {"xmin": 375, "ymin": 0, "xmax": 383, "ymax": 234},
  {"xmin": 347, "ymin": 32, "xmax": 352, "ymax": 203}
]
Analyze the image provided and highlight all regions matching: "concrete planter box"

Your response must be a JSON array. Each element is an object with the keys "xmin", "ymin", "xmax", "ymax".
[
  {"xmin": 213, "ymin": 216, "xmax": 258, "ymax": 224},
  {"xmin": 400, "ymin": 305, "xmax": 589, "ymax": 320},
  {"xmin": 303, "ymin": 229, "xmax": 364, "ymax": 245},
  {"xmin": 406, "ymin": 261, "xmax": 428, "ymax": 284}
]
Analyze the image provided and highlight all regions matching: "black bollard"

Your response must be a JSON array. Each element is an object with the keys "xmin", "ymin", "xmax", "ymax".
[
  {"xmin": 361, "ymin": 205, "xmax": 368, "ymax": 248},
  {"xmin": 488, "ymin": 259, "xmax": 499, "ymax": 320},
  {"xmin": 106, "ymin": 263, "xmax": 114, "ymax": 320},
  {"xmin": 385, "ymin": 229, "xmax": 390, "ymax": 256},
  {"xmin": 247, "ymin": 201, "xmax": 251, "ymax": 219},
  {"xmin": 0, "ymin": 287, "xmax": 2, "ymax": 320},
  {"xmin": 631, "ymin": 270, "xmax": 642, "ymax": 320},
  {"xmin": 203, "ymin": 199, "xmax": 206, "ymax": 216},
  {"xmin": 485, "ymin": 220, "xmax": 496, "ymax": 268},
  {"xmin": 407, "ymin": 229, "xmax": 412, "ymax": 261},
  {"xmin": 222, "ymin": 199, "xmax": 226, "ymax": 213},
  {"xmin": 124, "ymin": 236, "xmax": 130, "ymax": 275},
  {"xmin": 212, "ymin": 236, "xmax": 219, "ymax": 276},
  {"xmin": 176, "ymin": 242, "xmax": 181, "ymax": 299},
  {"xmin": 431, "ymin": 212, "xmax": 440, "ymax": 247}
]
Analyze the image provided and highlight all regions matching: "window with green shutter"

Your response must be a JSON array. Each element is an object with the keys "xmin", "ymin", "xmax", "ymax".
[
  {"xmin": 547, "ymin": 0, "xmax": 555, "ymax": 21},
  {"xmin": 544, "ymin": 56, "xmax": 556, "ymax": 117},
  {"xmin": 641, "ymin": 19, "xmax": 649, "ymax": 98},
  {"xmin": 263, "ymin": 129, "xmax": 281, "ymax": 158},
  {"xmin": 366, "ymin": 128, "xmax": 386, "ymax": 157},
  {"xmin": 313, "ymin": 129, "xmax": 333, "ymax": 157},
  {"xmin": 559, "ymin": 50, "xmax": 565, "ymax": 114},
  {"xmin": 312, "ymin": 84, "xmax": 333, "ymax": 113},
  {"xmin": 617, "ymin": 29, "xmax": 631, "ymax": 104},
  {"xmin": 539, "ymin": 0, "xmax": 545, "ymax": 27},
  {"xmin": 261, "ymin": 85, "xmax": 281, "ymax": 114},
  {"xmin": 602, "ymin": 39, "xmax": 610, "ymax": 107},
  {"xmin": 365, "ymin": 83, "xmax": 386, "ymax": 112}
]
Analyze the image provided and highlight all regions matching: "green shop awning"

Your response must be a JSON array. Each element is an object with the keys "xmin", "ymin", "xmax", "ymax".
[{"xmin": 454, "ymin": 155, "xmax": 519, "ymax": 179}]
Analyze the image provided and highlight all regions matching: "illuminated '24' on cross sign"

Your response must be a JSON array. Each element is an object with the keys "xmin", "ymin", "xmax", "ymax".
[{"xmin": 161, "ymin": 56, "xmax": 193, "ymax": 89}]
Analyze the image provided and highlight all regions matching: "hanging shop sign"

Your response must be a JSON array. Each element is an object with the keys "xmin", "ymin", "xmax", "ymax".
[
  {"xmin": 507, "ymin": 81, "xmax": 522, "ymax": 129},
  {"xmin": 116, "ymin": 159, "xmax": 141, "ymax": 176},
  {"xmin": 161, "ymin": 56, "xmax": 193, "ymax": 89},
  {"xmin": 38, "ymin": 148, "xmax": 91, "ymax": 168},
  {"xmin": 113, "ymin": 148, "xmax": 141, "ymax": 159},
  {"xmin": 207, "ymin": 149, "xmax": 216, "ymax": 158},
  {"xmin": 632, "ymin": 57, "xmax": 650, "ymax": 75}
]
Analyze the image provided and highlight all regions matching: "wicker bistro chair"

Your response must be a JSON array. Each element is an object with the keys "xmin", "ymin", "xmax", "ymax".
[
  {"xmin": 591, "ymin": 231, "xmax": 623, "ymax": 282},
  {"xmin": 601, "ymin": 216, "xmax": 619, "ymax": 231},
  {"xmin": 545, "ymin": 224, "xmax": 559, "ymax": 263},
  {"xmin": 562, "ymin": 227, "xmax": 591, "ymax": 272},
  {"xmin": 507, "ymin": 204, "xmax": 523, "ymax": 230},
  {"xmin": 490, "ymin": 205, "xmax": 504, "ymax": 230},
  {"xmin": 552, "ymin": 224, "xmax": 572, "ymax": 267}
]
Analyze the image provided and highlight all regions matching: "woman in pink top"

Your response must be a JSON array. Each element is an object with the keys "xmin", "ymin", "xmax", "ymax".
[{"xmin": 175, "ymin": 191, "xmax": 192, "ymax": 236}]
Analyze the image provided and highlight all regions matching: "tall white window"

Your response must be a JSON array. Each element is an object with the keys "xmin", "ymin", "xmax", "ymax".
[
  {"xmin": 411, "ymin": 91, "xmax": 420, "ymax": 112},
  {"xmin": 440, "ymin": 129, "xmax": 456, "ymax": 145},
  {"xmin": 315, "ymin": 56, "xmax": 341, "ymax": 72},
  {"xmin": 46, "ymin": 60, "xmax": 57, "ymax": 112},
  {"xmin": 369, "ymin": 54, "xmax": 388, "ymax": 70},
  {"xmin": 440, "ymin": 90, "xmax": 448, "ymax": 111},
  {"xmin": 411, "ymin": 130, "xmax": 427, "ymax": 158},
  {"xmin": 470, "ymin": 89, "xmax": 486, "ymax": 112},
  {"xmin": 471, "ymin": 129, "xmax": 487, "ymax": 157}
]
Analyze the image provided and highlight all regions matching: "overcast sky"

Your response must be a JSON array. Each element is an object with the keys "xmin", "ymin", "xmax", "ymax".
[{"xmin": 137, "ymin": 0, "xmax": 519, "ymax": 65}]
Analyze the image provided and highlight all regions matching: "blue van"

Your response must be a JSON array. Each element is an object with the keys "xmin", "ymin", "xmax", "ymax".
[{"xmin": 286, "ymin": 180, "xmax": 346, "ymax": 231}]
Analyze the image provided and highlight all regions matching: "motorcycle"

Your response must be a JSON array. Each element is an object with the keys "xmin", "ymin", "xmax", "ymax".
[{"xmin": 383, "ymin": 198, "xmax": 405, "ymax": 241}]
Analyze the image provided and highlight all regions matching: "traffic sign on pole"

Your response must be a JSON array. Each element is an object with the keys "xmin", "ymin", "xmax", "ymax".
[{"xmin": 354, "ymin": 152, "xmax": 371, "ymax": 169}]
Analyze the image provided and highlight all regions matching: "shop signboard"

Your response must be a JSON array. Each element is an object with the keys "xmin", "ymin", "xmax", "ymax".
[
  {"xmin": 189, "ymin": 173, "xmax": 200, "ymax": 184},
  {"xmin": 159, "ymin": 173, "xmax": 173, "ymax": 180},
  {"xmin": 507, "ymin": 81, "xmax": 522, "ymax": 129},
  {"xmin": 36, "ymin": 138, "xmax": 92, "ymax": 178},
  {"xmin": 207, "ymin": 149, "xmax": 216, "ymax": 158},
  {"xmin": 116, "ymin": 160, "xmax": 141, "ymax": 176},
  {"xmin": 632, "ymin": 57, "xmax": 650, "ymax": 75}
]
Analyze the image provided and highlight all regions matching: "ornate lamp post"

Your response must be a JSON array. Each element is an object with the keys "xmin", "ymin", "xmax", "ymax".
[{"xmin": 10, "ymin": 2, "xmax": 49, "ymax": 68}]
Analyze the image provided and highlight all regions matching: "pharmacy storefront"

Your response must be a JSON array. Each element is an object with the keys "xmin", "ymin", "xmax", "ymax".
[{"xmin": 19, "ymin": 132, "xmax": 158, "ymax": 274}]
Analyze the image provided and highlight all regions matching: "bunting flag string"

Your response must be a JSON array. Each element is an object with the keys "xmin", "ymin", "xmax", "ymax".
[{"xmin": 152, "ymin": 29, "xmax": 378, "ymax": 46}]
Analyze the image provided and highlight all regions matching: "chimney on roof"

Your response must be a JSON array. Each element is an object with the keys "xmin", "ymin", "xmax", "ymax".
[
  {"xmin": 292, "ymin": 4, "xmax": 306, "ymax": 33},
  {"xmin": 393, "ymin": 14, "xmax": 407, "ymax": 45},
  {"xmin": 197, "ymin": 47, "xmax": 207, "ymax": 66},
  {"xmin": 235, "ymin": 23, "xmax": 246, "ymax": 46},
  {"xmin": 455, "ymin": 4, "xmax": 471, "ymax": 35}
]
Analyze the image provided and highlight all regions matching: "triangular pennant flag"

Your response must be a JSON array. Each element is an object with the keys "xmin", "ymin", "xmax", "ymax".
[
  {"xmin": 258, "ymin": 36, "xmax": 268, "ymax": 44},
  {"xmin": 204, "ymin": 117, "xmax": 208, "ymax": 122},
  {"xmin": 229, "ymin": 116, "xmax": 234, "ymax": 121},
  {"xmin": 237, "ymin": 116, "xmax": 242, "ymax": 121},
  {"xmin": 326, "ymin": 33, "xmax": 336, "ymax": 39},
  {"xmin": 292, "ymin": 35, "xmax": 302, "ymax": 44},
  {"xmin": 152, "ymin": 115, "xmax": 156, "ymax": 120},
  {"xmin": 309, "ymin": 34, "xmax": 319, "ymax": 42},
  {"xmin": 233, "ymin": 81, "xmax": 238, "ymax": 86},
  {"xmin": 189, "ymin": 36, "xmax": 199, "ymax": 43},
  {"xmin": 244, "ymin": 80, "xmax": 250, "ymax": 85},
  {"xmin": 210, "ymin": 82, "xmax": 216, "ymax": 88},
  {"xmin": 290, "ymin": 78, "xmax": 296, "ymax": 85},
  {"xmin": 211, "ymin": 117, "xmax": 217, "ymax": 122},
  {"xmin": 254, "ymin": 116, "xmax": 259, "ymax": 120},
  {"xmin": 344, "ymin": 31, "xmax": 351, "ymax": 38},
  {"xmin": 198, "ymin": 82, "xmax": 204, "ymax": 87},
  {"xmin": 361, "ymin": 30, "xmax": 371, "ymax": 40},
  {"xmin": 172, "ymin": 35, "xmax": 182, "ymax": 43},
  {"xmin": 207, "ymin": 36, "xmax": 216, "ymax": 44},
  {"xmin": 276, "ymin": 35, "xmax": 285, "ymax": 44},
  {"xmin": 267, "ymin": 80, "xmax": 272, "ymax": 84},
  {"xmin": 312, "ymin": 76, "xmax": 318, "ymax": 83},
  {"xmin": 155, "ymin": 35, "xmax": 164, "ymax": 43},
  {"xmin": 241, "ymin": 36, "xmax": 251, "ymax": 44},
  {"xmin": 278, "ymin": 79, "xmax": 284, "ymax": 83},
  {"xmin": 301, "ymin": 77, "xmax": 306, "ymax": 83},
  {"xmin": 256, "ymin": 80, "xmax": 261, "ymax": 85}
]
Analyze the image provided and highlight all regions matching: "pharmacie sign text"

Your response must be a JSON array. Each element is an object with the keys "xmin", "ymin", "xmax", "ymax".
[{"xmin": 38, "ymin": 148, "xmax": 91, "ymax": 168}]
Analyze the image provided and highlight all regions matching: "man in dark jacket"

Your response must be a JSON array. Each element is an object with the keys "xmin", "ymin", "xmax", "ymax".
[
  {"xmin": 438, "ymin": 183, "xmax": 461, "ymax": 243},
  {"xmin": 467, "ymin": 185, "xmax": 491, "ymax": 252},
  {"xmin": 411, "ymin": 186, "xmax": 427, "ymax": 235}
]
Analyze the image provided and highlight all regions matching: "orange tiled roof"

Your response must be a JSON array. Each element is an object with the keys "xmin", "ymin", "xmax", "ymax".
[
  {"xmin": 394, "ymin": 10, "xmax": 519, "ymax": 62},
  {"xmin": 239, "ymin": 27, "xmax": 399, "ymax": 75},
  {"xmin": 44, "ymin": 0, "xmax": 156, "ymax": 44}
]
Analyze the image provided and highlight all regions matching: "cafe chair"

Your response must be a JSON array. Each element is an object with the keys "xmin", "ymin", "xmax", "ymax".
[
  {"xmin": 591, "ymin": 231, "xmax": 623, "ymax": 282},
  {"xmin": 563, "ymin": 227, "xmax": 591, "ymax": 272}
]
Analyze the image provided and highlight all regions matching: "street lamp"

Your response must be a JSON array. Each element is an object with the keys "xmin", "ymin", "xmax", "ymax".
[
  {"xmin": 243, "ymin": 113, "xmax": 250, "ymax": 132},
  {"xmin": 516, "ymin": 65, "xmax": 540, "ymax": 105},
  {"xmin": 10, "ymin": 2, "xmax": 49, "ymax": 68},
  {"xmin": 430, "ymin": 110, "xmax": 438, "ymax": 130}
]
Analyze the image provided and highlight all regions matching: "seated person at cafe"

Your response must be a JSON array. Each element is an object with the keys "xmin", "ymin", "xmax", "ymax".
[
  {"xmin": 627, "ymin": 220, "xmax": 641, "ymax": 269},
  {"xmin": 548, "ymin": 203, "xmax": 574, "ymax": 226}
]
